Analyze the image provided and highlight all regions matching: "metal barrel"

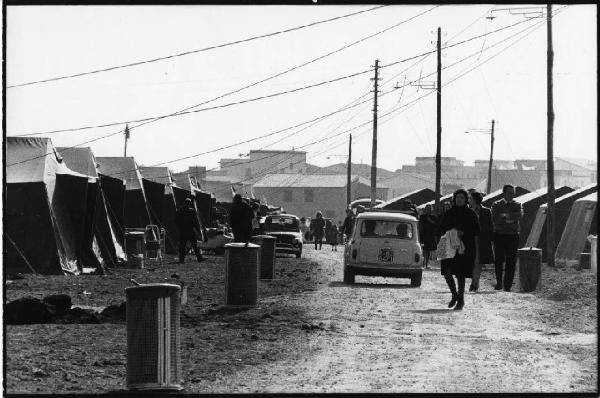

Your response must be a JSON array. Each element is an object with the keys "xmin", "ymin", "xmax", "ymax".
[
  {"xmin": 125, "ymin": 283, "xmax": 182, "ymax": 391},
  {"xmin": 518, "ymin": 247, "xmax": 542, "ymax": 292},
  {"xmin": 250, "ymin": 235, "xmax": 276, "ymax": 280},
  {"xmin": 224, "ymin": 243, "xmax": 260, "ymax": 306}
]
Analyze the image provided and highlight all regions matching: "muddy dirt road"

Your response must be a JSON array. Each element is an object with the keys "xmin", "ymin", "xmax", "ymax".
[
  {"xmin": 199, "ymin": 247, "xmax": 597, "ymax": 394},
  {"xmin": 5, "ymin": 246, "xmax": 597, "ymax": 394}
]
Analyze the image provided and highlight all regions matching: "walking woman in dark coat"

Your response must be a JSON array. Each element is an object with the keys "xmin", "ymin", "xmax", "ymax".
[{"xmin": 438, "ymin": 189, "xmax": 480, "ymax": 310}]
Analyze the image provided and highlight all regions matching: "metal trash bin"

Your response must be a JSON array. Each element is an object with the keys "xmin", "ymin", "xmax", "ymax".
[
  {"xmin": 224, "ymin": 243, "xmax": 260, "ymax": 306},
  {"xmin": 125, "ymin": 229, "xmax": 146, "ymax": 268},
  {"xmin": 518, "ymin": 247, "xmax": 542, "ymax": 292},
  {"xmin": 126, "ymin": 283, "xmax": 182, "ymax": 391},
  {"xmin": 250, "ymin": 235, "xmax": 276, "ymax": 280},
  {"xmin": 579, "ymin": 253, "xmax": 591, "ymax": 269}
]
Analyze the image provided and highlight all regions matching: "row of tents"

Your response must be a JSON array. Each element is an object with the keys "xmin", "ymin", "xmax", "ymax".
[
  {"xmin": 376, "ymin": 185, "xmax": 598, "ymax": 266},
  {"xmin": 5, "ymin": 137, "xmax": 217, "ymax": 275}
]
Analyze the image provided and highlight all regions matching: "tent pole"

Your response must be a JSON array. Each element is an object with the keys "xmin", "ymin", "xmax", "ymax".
[{"xmin": 6, "ymin": 234, "xmax": 38, "ymax": 274}]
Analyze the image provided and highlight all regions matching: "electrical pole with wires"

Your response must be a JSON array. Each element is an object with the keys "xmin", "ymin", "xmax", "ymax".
[
  {"xmin": 371, "ymin": 59, "xmax": 380, "ymax": 208},
  {"xmin": 347, "ymin": 134, "xmax": 352, "ymax": 208},
  {"xmin": 487, "ymin": 119, "xmax": 495, "ymax": 195},
  {"xmin": 546, "ymin": 4, "xmax": 556, "ymax": 267},
  {"xmin": 435, "ymin": 27, "xmax": 442, "ymax": 205},
  {"xmin": 123, "ymin": 124, "xmax": 130, "ymax": 157}
]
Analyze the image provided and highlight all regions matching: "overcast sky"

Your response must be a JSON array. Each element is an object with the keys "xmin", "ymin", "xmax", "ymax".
[{"xmin": 5, "ymin": 4, "xmax": 597, "ymax": 173}]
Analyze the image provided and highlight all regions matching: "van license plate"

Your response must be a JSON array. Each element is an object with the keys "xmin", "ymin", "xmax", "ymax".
[{"xmin": 378, "ymin": 248, "xmax": 393, "ymax": 262}]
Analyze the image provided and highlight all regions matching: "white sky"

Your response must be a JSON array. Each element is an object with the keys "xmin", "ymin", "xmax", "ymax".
[{"xmin": 5, "ymin": 4, "xmax": 597, "ymax": 173}]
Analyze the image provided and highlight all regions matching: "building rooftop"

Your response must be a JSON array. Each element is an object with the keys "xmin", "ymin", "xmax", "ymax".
[
  {"xmin": 254, "ymin": 174, "xmax": 388, "ymax": 188},
  {"xmin": 250, "ymin": 149, "xmax": 307, "ymax": 154}
]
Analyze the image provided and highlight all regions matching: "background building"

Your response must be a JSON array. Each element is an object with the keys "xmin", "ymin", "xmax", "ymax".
[{"xmin": 253, "ymin": 174, "xmax": 389, "ymax": 221}]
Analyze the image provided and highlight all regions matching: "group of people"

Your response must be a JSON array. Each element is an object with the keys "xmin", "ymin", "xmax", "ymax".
[
  {"xmin": 420, "ymin": 185, "xmax": 523, "ymax": 310},
  {"xmin": 305, "ymin": 209, "xmax": 359, "ymax": 251}
]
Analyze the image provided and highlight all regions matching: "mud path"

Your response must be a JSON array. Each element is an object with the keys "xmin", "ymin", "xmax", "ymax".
[
  {"xmin": 199, "ymin": 247, "xmax": 597, "ymax": 394},
  {"xmin": 5, "ymin": 247, "xmax": 596, "ymax": 394}
]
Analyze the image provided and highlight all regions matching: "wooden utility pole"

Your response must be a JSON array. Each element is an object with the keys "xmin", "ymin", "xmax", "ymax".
[
  {"xmin": 487, "ymin": 119, "xmax": 495, "ymax": 195},
  {"xmin": 546, "ymin": 4, "xmax": 556, "ymax": 267},
  {"xmin": 370, "ymin": 59, "xmax": 380, "ymax": 208},
  {"xmin": 435, "ymin": 27, "xmax": 442, "ymax": 205},
  {"xmin": 347, "ymin": 134, "xmax": 352, "ymax": 208},
  {"xmin": 123, "ymin": 124, "xmax": 130, "ymax": 157}
]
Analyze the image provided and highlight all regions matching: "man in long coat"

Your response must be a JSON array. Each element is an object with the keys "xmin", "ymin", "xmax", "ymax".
[{"xmin": 175, "ymin": 198, "xmax": 205, "ymax": 263}]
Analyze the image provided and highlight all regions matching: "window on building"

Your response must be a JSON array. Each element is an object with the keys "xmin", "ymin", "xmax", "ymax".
[
  {"xmin": 284, "ymin": 189, "xmax": 293, "ymax": 202},
  {"xmin": 304, "ymin": 189, "xmax": 314, "ymax": 202}
]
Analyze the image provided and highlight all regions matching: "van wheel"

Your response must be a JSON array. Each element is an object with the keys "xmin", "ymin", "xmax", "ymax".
[
  {"xmin": 410, "ymin": 272, "xmax": 422, "ymax": 287},
  {"xmin": 343, "ymin": 267, "xmax": 355, "ymax": 284}
]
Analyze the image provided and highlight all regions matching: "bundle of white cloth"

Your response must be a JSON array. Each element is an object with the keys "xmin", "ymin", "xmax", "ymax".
[{"xmin": 436, "ymin": 228, "xmax": 465, "ymax": 260}]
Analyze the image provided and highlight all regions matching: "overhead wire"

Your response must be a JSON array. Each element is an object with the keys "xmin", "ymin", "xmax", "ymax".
[
  {"xmin": 7, "ymin": 5, "xmax": 389, "ymax": 89},
  {"xmin": 248, "ymin": 6, "xmax": 569, "ymax": 195},
  {"xmin": 80, "ymin": 13, "xmax": 550, "ymax": 183},
  {"xmin": 11, "ymin": 9, "xmax": 526, "ymax": 140},
  {"xmin": 9, "ymin": 11, "xmax": 553, "ymax": 176}
]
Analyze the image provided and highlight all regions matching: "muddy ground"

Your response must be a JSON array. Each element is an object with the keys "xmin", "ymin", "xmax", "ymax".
[{"xmin": 4, "ymin": 246, "xmax": 597, "ymax": 394}]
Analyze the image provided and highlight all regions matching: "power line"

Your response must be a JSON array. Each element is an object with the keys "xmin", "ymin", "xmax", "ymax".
[
  {"xmin": 8, "ymin": 14, "xmax": 550, "ymax": 172},
  {"xmin": 131, "ymin": 17, "xmax": 559, "ymax": 183},
  {"xmin": 13, "ymin": 10, "xmax": 524, "ymax": 140},
  {"xmin": 13, "ymin": 67, "xmax": 374, "ymax": 137},
  {"xmin": 7, "ymin": 5, "xmax": 389, "ymax": 89},
  {"xmin": 232, "ymin": 10, "xmax": 566, "ymax": 197}
]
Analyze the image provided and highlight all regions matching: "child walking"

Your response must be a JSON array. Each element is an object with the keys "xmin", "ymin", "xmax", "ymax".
[{"xmin": 329, "ymin": 224, "xmax": 339, "ymax": 251}]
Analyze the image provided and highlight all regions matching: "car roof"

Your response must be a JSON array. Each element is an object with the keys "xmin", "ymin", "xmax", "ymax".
[
  {"xmin": 356, "ymin": 211, "xmax": 417, "ymax": 222},
  {"xmin": 266, "ymin": 214, "xmax": 299, "ymax": 219}
]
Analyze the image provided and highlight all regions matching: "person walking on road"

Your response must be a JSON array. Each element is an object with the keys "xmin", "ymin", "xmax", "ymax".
[
  {"xmin": 175, "ymin": 198, "xmax": 205, "ymax": 263},
  {"xmin": 491, "ymin": 185, "xmax": 523, "ymax": 292},
  {"xmin": 310, "ymin": 211, "xmax": 326, "ymax": 250},
  {"xmin": 419, "ymin": 204, "xmax": 438, "ymax": 269},
  {"xmin": 328, "ymin": 223, "xmax": 340, "ymax": 251},
  {"xmin": 468, "ymin": 191, "xmax": 494, "ymax": 292},
  {"xmin": 342, "ymin": 209, "xmax": 355, "ymax": 243},
  {"xmin": 229, "ymin": 194, "xmax": 255, "ymax": 245},
  {"xmin": 438, "ymin": 189, "xmax": 480, "ymax": 310}
]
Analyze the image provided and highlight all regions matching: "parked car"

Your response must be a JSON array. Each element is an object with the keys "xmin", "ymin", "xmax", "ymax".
[
  {"xmin": 263, "ymin": 214, "xmax": 303, "ymax": 258},
  {"xmin": 343, "ymin": 210, "xmax": 423, "ymax": 286}
]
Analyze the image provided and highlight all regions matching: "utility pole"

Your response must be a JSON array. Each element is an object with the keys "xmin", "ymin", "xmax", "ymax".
[
  {"xmin": 370, "ymin": 59, "xmax": 380, "ymax": 208},
  {"xmin": 347, "ymin": 134, "xmax": 352, "ymax": 208},
  {"xmin": 435, "ymin": 27, "xmax": 442, "ymax": 205},
  {"xmin": 487, "ymin": 119, "xmax": 495, "ymax": 195},
  {"xmin": 546, "ymin": 4, "xmax": 556, "ymax": 267},
  {"xmin": 123, "ymin": 124, "xmax": 130, "ymax": 157}
]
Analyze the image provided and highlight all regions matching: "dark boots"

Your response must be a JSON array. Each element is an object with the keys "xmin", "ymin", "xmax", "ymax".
[
  {"xmin": 445, "ymin": 275, "xmax": 458, "ymax": 308},
  {"xmin": 445, "ymin": 275, "xmax": 465, "ymax": 310}
]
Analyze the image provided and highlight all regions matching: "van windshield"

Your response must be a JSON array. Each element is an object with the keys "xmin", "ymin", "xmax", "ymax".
[
  {"xmin": 359, "ymin": 219, "xmax": 413, "ymax": 239},
  {"xmin": 264, "ymin": 217, "xmax": 299, "ymax": 232}
]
